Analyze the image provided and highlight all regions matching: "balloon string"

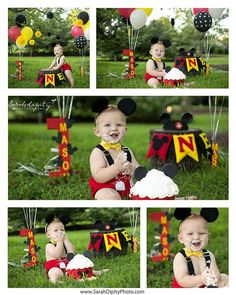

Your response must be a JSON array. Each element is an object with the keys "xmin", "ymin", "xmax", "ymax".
[
  {"xmin": 68, "ymin": 96, "xmax": 74, "ymax": 120},
  {"xmin": 57, "ymin": 96, "xmax": 62, "ymax": 118},
  {"xmin": 62, "ymin": 96, "xmax": 65, "ymax": 118},
  {"xmin": 208, "ymin": 96, "xmax": 213, "ymax": 135},
  {"xmin": 212, "ymin": 96, "xmax": 217, "ymax": 142},
  {"xmin": 126, "ymin": 19, "xmax": 131, "ymax": 49},
  {"xmin": 133, "ymin": 30, "xmax": 139, "ymax": 51},
  {"xmin": 214, "ymin": 97, "xmax": 225, "ymax": 141}
]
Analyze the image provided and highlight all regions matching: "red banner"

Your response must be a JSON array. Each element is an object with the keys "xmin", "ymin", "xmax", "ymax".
[
  {"xmin": 150, "ymin": 212, "xmax": 170, "ymax": 262},
  {"xmin": 123, "ymin": 49, "xmax": 135, "ymax": 79},
  {"xmin": 20, "ymin": 229, "xmax": 38, "ymax": 267},
  {"xmin": 47, "ymin": 118, "xmax": 71, "ymax": 177},
  {"xmin": 146, "ymin": 133, "xmax": 172, "ymax": 160},
  {"xmin": 87, "ymin": 233, "xmax": 103, "ymax": 252}
]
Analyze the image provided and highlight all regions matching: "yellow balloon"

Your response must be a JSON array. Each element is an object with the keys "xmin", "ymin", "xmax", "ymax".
[
  {"xmin": 73, "ymin": 19, "xmax": 83, "ymax": 26},
  {"xmin": 35, "ymin": 31, "xmax": 42, "ymax": 38},
  {"xmin": 21, "ymin": 27, "xmax": 33, "ymax": 41},
  {"xmin": 29, "ymin": 39, "xmax": 35, "ymax": 45},
  {"xmin": 16, "ymin": 35, "xmax": 28, "ymax": 47},
  {"xmin": 82, "ymin": 20, "xmax": 90, "ymax": 30},
  {"xmin": 138, "ymin": 8, "xmax": 153, "ymax": 17}
]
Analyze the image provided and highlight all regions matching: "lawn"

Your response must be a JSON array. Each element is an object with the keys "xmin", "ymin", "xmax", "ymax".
[
  {"xmin": 8, "ymin": 56, "xmax": 90, "ymax": 88},
  {"xmin": 96, "ymin": 55, "xmax": 228, "ymax": 88},
  {"xmin": 147, "ymin": 208, "xmax": 228, "ymax": 288},
  {"xmin": 9, "ymin": 115, "xmax": 228, "ymax": 200},
  {"xmin": 8, "ymin": 226, "xmax": 140, "ymax": 288}
]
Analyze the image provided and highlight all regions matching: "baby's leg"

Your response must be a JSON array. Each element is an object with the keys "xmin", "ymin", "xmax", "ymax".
[
  {"xmin": 64, "ymin": 70, "xmax": 74, "ymax": 87},
  {"xmin": 95, "ymin": 188, "xmax": 122, "ymax": 200},
  {"xmin": 147, "ymin": 78, "xmax": 161, "ymax": 88},
  {"xmin": 218, "ymin": 274, "xmax": 228, "ymax": 287},
  {"xmin": 48, "ymin": 267, "xmax": 64, "ymax": 284}
]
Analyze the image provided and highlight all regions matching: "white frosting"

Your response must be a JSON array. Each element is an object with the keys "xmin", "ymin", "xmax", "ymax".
[
  {"xmin": 66, "ymin": 254, "xmax": 94, "ymax": 270},
  {"xmin": 164, "ymin": 68, "xmax": 186, "ymax": 80},
  {"xmin": 130, "ymin": 169, "xmax": 179, "ymax": 199}
]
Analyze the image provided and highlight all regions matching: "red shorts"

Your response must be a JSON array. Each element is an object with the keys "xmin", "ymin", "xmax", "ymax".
[
  {"xmin": 172, "ymin": 277, "xmax": 205, "ymax": 288},
  {"xmin": 45, "ymin": 258, "xmax": 69, "ymax": 273},
  {"xmin": 61, "ymin": 63, "xmax": 72, "ymax": 72},
  {"xmin": 144, "ymin": 73, "xmax": 163, "ymax": 83},
  {"xmin": 90, "ymin": 173, "xmax": 131, "ymax": 199}
]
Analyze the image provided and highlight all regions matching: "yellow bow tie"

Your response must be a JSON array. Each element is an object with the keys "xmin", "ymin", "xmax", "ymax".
[
  {"xmin": 100, "ymin": 140, "xmax": 122, "ymax": 151},
  {"xmin": 152, "ymin": 57, "xmax": 161, "ymax": 62},
  {"xmin": 184, "ymin": 247, "xmax": 203, "ymax": 257}
]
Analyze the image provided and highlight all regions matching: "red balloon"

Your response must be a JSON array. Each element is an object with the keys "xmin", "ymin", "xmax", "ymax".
[
  {"xmin": 193, "ymin": 8, "xmax": 209, "ymax": 15},
  {"xmin": 117, "ymin": 8, "xmax": 135, "ymax": 19},
  {"xmin": 71, "ymin": 25, "xmax": 84, "ymax": 38},
  {"xmin": 8, "ymin": 26, "xmax": 21, "ymax": 42}
]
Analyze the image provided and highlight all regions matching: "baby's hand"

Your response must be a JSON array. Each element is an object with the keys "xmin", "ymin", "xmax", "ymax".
[
  {"xmin": 114, "ymin": 152, "xmax": 128, "ymax": 173},
  {"xmin": 53, "ymin": 231, "xmax": 66, "ymax": 243},
  {"xmin": 122, "ymin": 162, "xmax": 133, "ymax": 176},
  {"xmin": 201, "ymin": 267, "xmax": 218, "ymax": 287}
]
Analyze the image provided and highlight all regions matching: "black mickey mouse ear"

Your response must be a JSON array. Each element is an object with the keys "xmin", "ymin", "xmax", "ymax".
[
  {"xmin": 83, "ymin": 250, "xmax": 93, "ymax": 260},
  {"xmin": 66, "ymin": 253, "xmax": 75, "ymax": 261},
  {"xmin": 118, "ymin": 98, "xmax": 136, "ymax": 116},
  {"xmin": 161, "ymin": 163, "xmax": 177, "ymax": 179},
  {"xmin": 174, "ymin": 208, "xmax": 192, "ymax": 221},
  {"xmin": 94, "ymin": 219, "xmax": 103, "ymax": 228},
  {"xmin": 59, "ymin": 215, "xmax": 70, "ymax": 225},
  {"xmin": 200, "ymin": 208, "xmax": 219, "ymax": 222},
  {"xmin": 182, "ymin": 112, "xmax": 193, "ymax": 124},
  {"xmin": 110, "ymin": 218, "xmax": 118, "ymax": 227},
  {"xmin": 134, "ymin": 166, "xmax": 148, "ymax": 181},
  {"xmin": 190, "ymin": 48, "xmax": 196, "ymax": 54},
  {"xmin": 92, "ymin": 98, "xmax": 109, "ymax": 113},
  {"xmin": 160, "ymin": 112, "xmax": 171, "ymax": 124},
  {"xmin": 45, "ymin": 214, "xmax": 55, "ymax": 225},
  {"xmin": 179, "ymin": 48, "xmax": 185, "ymax": 54},
  {"xmin": 151, "ymin": 37, "xmax": 159, "ymax": 44},
  {"xmin": 162, "ymin": 39, "xmax": 171, "ymax": 48}
]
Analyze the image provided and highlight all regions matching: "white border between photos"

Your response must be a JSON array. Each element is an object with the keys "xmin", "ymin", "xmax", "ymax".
[{"xmin": 1, "ymin": 0, "xmax": 236, "ymax": 294}]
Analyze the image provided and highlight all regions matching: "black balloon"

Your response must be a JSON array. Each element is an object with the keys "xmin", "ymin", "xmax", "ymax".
[
  {"xmin": 77, "ymin": 11, "xmax": 89, "ymax": 25},
  {"xmin": 47, "ymin": 12, "xmax": 54, "ymax": 19},
  {"xmin": 15, "ymin": 14, "xmax": 27, "ymax": 27},
  {"xmin": 75, "ymin": 35, "xmax": 87, "ymax": 49},
  {"xmin": 56, "ymin": 34, "xmax": 61, "ymax": 40},
  {"xmin": 194, "ymin": 12, "xmax": 212, "ymax": 33},
  {"xmin": 171, "ymin": 18, "xmax": 175, "ymax": 26},
  {"xmin": 47, "ymin": 32, "xmax": 52, "ymax": 37}
]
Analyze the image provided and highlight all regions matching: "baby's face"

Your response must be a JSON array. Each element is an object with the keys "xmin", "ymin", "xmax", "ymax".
[
  {"xmin": 46, "ymin": 221, "xmax": 65, "ymax": 241},
  {"xmin": 54, "ymin": 46, "xmax": 63, "ymax": 56},
  {"xmin": 94, "ymin": 110, "xmax": 127, "ymax": 144},
  {"xmin": 150, "ymin": 43, "xmax": 165, "ymax": 59},
  {"xmin": 178, "ymin": 217, "xmax": 209, "ymax": 251}
]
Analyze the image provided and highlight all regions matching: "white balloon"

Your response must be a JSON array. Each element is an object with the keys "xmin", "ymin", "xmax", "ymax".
[
  {"xmin": 130, "ymin": 9, "xmax": 147, "ymax": 30},
  {"xmin": 84, "ymin": 28, "xmax": 90, "ymax": 41},
  {"xmin": 208, "ymin": 8, "xmax": 225, "ymax": 20}
]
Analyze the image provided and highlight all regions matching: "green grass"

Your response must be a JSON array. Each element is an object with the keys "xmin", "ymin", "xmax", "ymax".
[
  {"xmin": 8, "ymin": 56, "xmax": 89, "ymax": 88},
  {"xmin": 8, "ymin": 226, "xmax": 140, "ymax": 288},
  {"xmin": 147, "ymin": 208, "xmax": 228, "ymax": 288},
  {"xmin": 96, "ymin": 55, "xmax": 228, "ymax": 88},
  {"xmin": 9, "ymin": 119, "xmax": 228, "ymax": 200}
]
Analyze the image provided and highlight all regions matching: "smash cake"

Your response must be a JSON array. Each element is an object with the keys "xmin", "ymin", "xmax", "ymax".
[
  {"xmin": 130, "ymin": 169, "xmax": 179, "ymax": 200},
  {"xmin": 164, "ymin": 68, "xmax": 186, "ymax": 87},
  {"xmin": 66, "ymin": 254, "xmax": 94, "ymax": 280}
]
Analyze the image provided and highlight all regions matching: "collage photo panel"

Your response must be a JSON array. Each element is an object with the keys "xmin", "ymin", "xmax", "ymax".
[{"xmin": 2, "ymin": 2, "xmax": 233, "ymax": 293}]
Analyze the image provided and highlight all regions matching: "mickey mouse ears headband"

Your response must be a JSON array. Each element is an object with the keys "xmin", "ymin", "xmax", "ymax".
[
  {"xmin": 151, "ymin": 37, "xmax": 171, "ymax": 48},
  {"xmin": 174, "ymin": 208, "xmax": 219, "ymax": 223},
  {"xmin": 92, "ymin": 98, "xmax": 136, "ymax": 117},
  {"xmin": 45, "ymin": 214, "xmax": 70, "ymax": 231}
]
